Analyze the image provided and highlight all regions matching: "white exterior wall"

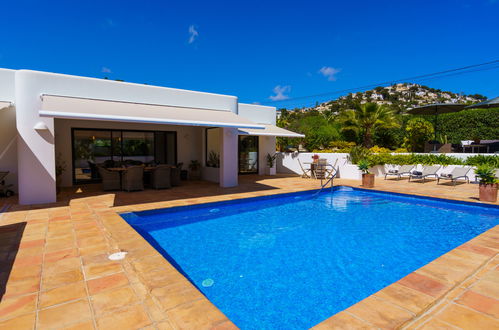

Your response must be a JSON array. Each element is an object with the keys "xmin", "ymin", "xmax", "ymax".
[
  {"xmin": 0, "ymin": 69, "xmax": 17, "ymax": 191},
  {"xmin": 15, "ymin": 70, "xmax": 238, "ymax": 204},
  {"xmin": 258, "ymin": 136, "xmax": 277, "ymax": 175},
  {"xmin": 238, "ymin": 103, "xmax": 278, "ymax": 175},
  {"xmin": 277, "ymin": 152, "xmax": 493, "ymax": 181},
  {"xmin": 238, "ymin": 103, "xmax": 276, "ymax": 125},
  {"xmin": 54, "ymin": 119, "xmax": 203, "ymax": 187}
]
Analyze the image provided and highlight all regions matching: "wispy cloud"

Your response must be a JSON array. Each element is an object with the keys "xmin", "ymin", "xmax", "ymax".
[
  {"xmin": 318, "ymin": 66, "xmax": 341, "ymax": 81},
  {"xmin": 106, "ymin": 18, "xmax": 115, "ymax": 27},
  {"xmin": 102, "ymin": 67, "xmax": 112, "ymax": 73},
  {"xmin": 188, "ymin": 25, "xmax": 199, "ymax": 44},
  {"xmin": 269, "ymin": 85, "xmax": 291, "ymax": 101}
]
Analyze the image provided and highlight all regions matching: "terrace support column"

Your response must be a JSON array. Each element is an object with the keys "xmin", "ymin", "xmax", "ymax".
[
  {"xmin": 15, "ymin": 71, "xmax": 57, "ymax": 204},
  {"xmin": 219, "ymin": 127, "xmax": 238, "ymax": 188}
]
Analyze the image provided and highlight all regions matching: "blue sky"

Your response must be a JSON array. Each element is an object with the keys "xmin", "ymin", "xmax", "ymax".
[{"xmin": 1, "ymin": 0, "xmax": 498, "ymax": 109}]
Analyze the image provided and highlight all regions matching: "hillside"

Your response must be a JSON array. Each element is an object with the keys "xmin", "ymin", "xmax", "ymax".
[{"xmin": 292, "ymin": 83, "xmax": 487, "ymax": 114}]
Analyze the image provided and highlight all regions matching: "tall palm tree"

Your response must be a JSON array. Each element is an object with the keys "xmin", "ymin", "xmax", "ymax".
[{"xmin": 339, "ymin": 102, "xmax": 399, "ymax": 148}]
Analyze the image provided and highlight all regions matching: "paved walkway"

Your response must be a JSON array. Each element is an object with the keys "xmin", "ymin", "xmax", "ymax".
[{"xmin": 0, "ymin": 175, "xmax": 497, "ymax": 329}]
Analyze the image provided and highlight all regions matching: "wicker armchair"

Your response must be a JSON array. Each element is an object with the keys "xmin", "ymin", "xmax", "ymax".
[
  {"xmin": 98, "ymin": 167, "xmax": 121, "ymax": 191},
  {"xmin": 122, "ymin": 166, "xmax": 144, "ymax": 192},
  {"xmin": 151, "ymin": 165, "xmax": 171, "ymax": 189},
  {"xmin": 170, "ymin": 166, "xmax": 181, "ymax": 186}
]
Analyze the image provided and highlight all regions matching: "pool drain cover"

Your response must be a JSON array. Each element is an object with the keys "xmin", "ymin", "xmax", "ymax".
[
  {"xmin": 202, "ymin": 278, "xmax": 214, "ymax": 287},
  {"xmin": 108, "ymin": 251, "xmax": 128, "ymax": 261}
]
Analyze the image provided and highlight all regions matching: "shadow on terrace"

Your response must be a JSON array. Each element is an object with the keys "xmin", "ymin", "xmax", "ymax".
[
  {"xmin": 0, "ymin": 222, "xmax": 26, "ymax": 300},
  {"xmin": 1, "ymin": 174, "xmax": 317, "ymax": 213}
]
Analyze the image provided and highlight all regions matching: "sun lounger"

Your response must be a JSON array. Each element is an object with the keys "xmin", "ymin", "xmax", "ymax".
[
  {"xmin": 384, "ymin": 165, "xmax": 414, "ymax": 180},
  {"xmin": 409, "ymin": 165, "xmax": 440, "ymax": 183},
  {"xmin": 437, "ymin": 167, "xmax": 471, "ymax": 186}
]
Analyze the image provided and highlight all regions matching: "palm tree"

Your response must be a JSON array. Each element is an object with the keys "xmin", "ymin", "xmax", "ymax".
[{"xmin": 339, "ymin": 102, "xmax": 399, "ymax": 148}]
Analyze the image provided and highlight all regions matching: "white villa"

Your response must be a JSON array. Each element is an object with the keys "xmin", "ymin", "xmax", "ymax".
[{"xmin": 0, "ymin": 68, "xmax": 303, "ymax": 205}]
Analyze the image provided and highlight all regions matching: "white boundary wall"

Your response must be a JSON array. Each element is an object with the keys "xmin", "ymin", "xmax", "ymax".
[{"xmin": 277, "ymin": 152, "xmax": 498, "ymax": 181}]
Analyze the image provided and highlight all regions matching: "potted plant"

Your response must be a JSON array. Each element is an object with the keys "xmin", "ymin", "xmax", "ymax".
[
  {"xmin": 265, "ymin": 153, "xmax": 277, "ymax": 176},
  {"xmin": 207, "ymin": 151, "xmax": 220, "ymax": 168},
  {"xmin": 475, "ymin": 165, "xmax": 498, "ymax": 202},
  {"xmin": 358, "ymin": 159, "xmax": 375, "ymax": 188},
  {"xmin": 312, "ymin": 154, "xmax": 319, "ymax": 164},
  {"xmin": 188, "ymin": 160, "xmax": 201, "ymax": 180}
]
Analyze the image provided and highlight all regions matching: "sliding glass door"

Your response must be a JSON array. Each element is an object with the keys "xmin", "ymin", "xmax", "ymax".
[
  {"xmin": 73, "ymin": 130, "xmax": 112, "ymax": 182},
  {"xmin": 238, "ymin": 136, "xmax": 258, "ymax": 174},
  {"xmin": 72, "ymin": 128, "xmax": 176, "ymax": 184}
]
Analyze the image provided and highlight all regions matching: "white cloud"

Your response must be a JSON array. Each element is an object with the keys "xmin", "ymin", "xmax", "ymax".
[
  {"xmin": 188, "ymin": 25, "xmax": 199, "ymax": 44},
  {"xmin": 318, "ymin": 66, "xmax": 341, "ymax": 81},
  {"xmin": 102, "ymin": 67, "xmax": 112, "ymax": 73},
  {"xmin": 269, "ymin": 85, "xmax": 291, "ymax": 101}
]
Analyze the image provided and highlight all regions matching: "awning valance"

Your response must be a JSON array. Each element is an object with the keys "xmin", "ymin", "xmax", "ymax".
[
  {"xmin": 39, "ymin": 95, "xmax": 264, "ymax": 129},
  {"xmin": 238, "ymin": 124, "xmax": 304, "ymax": 138},
  {"xmin": 0, "ymin": 101, "xmax": 12, "ymax": 110}
]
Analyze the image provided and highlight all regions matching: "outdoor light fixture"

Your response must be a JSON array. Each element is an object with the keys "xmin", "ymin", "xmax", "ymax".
[{"xmin": 33, "ymin": 121, "xmax": 49, "ymax": 131}]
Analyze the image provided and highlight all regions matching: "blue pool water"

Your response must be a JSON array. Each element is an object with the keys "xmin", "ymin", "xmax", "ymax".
[{"xmin": 121, "ymin": 187, "xmax": 498, "ymax": 330}]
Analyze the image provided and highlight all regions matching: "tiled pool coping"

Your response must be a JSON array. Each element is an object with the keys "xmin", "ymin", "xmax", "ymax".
[{"xmin": 0, "ymin": 177, "xmax": 497, "ymax": 329}]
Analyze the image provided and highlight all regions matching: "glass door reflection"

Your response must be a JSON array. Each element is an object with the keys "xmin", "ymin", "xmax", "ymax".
[{"xmin": 238, "ymin": 136, "xmax": 258, "ymax": 174}]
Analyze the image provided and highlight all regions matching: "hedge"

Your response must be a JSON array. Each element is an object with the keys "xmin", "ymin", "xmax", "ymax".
[
  {"xmin": 366, "ymin": 154, "xmax": 499, "ymax": 167},
  {"xmin": 420, "ymin": 108, "xmax": 499, "ymax": 144}
]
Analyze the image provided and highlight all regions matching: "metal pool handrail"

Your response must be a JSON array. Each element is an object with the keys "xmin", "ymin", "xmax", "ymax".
[{"xmin": 312, "ymin": 165, "xmax": 338, "ymax": 197}]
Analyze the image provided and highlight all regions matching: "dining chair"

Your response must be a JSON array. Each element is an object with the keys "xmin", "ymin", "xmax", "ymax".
[
  {"xmin": 297, "ymin": 158, "xmax": 312, "ymax": 178},
  {"xmin": 151, "ymin": 165, "xmax": 171, "ymax": 189},
  {"xmin": 98, "ymin": 166, "xmax": 121, "ymax": 191},
  {"xmin": 122, "ymin": 166, "xmax": 144, "ymax": 192}
]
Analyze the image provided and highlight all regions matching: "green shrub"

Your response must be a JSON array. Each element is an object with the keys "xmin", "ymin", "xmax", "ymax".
[
  {"xmin": 404, "ymin": 117, "xmax": 434, "ymax": 152},
  {"xmin": 475, "ymin": 165, "xmax": 498, "ymax": 184},
  {"xmin": 369, "ymin": 145, "xmax": 392, "ymax": 153},
  {"xmin": 329, "ymin": 141, "xmax": 356, "ymax": 149},
  {"xmin": 348, "ymin": 146, "xmax": 372, "ymax": 164},
  {"xmin": 465, "ymin": 155, "xmax": 499, "ymax": 167},
  {"xmin": 357, "ymin": 159, "xmax": 371, "ymax": 173}
]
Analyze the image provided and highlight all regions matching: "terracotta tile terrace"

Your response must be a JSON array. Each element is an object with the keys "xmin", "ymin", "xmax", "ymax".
[{"xmin": 0, "ymin": 175, "xmax": 497, "ymax": 329}]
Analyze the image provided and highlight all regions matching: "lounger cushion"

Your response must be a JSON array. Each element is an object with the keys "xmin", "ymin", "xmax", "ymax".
[
  {"xmin": 388, "ymin": 170, "xmax": 398, "ymax": 174},
  {"xmin": 412, "ymin": 171, "xmax": 422, "ymax": 175}
]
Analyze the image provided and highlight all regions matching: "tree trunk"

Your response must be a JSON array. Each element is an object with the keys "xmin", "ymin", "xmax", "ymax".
[{"xmin": 363, "ymin": 129, "xmax": 373, "ymax": 148}]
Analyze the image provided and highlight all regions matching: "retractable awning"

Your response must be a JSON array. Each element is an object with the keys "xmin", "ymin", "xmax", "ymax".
[
  {"xmin": 39, "ymin": 95, "xmax": 265, "ymax": 129},
  {"xmin": 238, "ymin": 124, "xmax": 304, "ymax": 138},
  {"xmin": 0, "ymin": 101, "xmax": 11, "ymax": 110}
]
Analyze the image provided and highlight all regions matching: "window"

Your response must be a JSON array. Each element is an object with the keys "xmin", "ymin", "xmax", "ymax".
[{"xmin": 72, "ymin": 128, "xmax": 176, "ymax": 184}]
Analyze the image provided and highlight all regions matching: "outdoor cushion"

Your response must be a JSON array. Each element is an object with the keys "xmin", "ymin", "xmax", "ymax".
[
  {"xmin": 388, "ymin": 169, "xmax": 398, "ymax": 173},
  {"xmin": 412, "ymin": 171, "xmax": 422, "ymax": 176}
]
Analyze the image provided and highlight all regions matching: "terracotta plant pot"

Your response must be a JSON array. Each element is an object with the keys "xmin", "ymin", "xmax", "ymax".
[
  {"xmin": 479, "ymin": 183, "xmax": 498, "ymax": 202},
  {"xmin": 362, "ymin": 173, "xmax": 375, "ymax": 188}
]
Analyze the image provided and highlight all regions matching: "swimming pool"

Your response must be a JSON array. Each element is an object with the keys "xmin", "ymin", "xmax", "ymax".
[{"xmin": 121, "ymin": 187, "xmax": 498, "ymax": 330}]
